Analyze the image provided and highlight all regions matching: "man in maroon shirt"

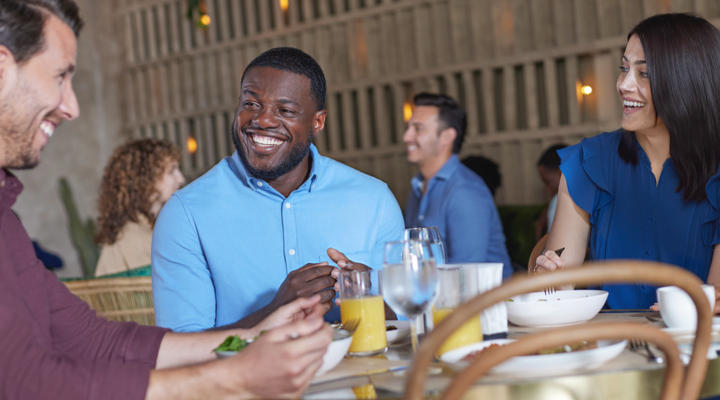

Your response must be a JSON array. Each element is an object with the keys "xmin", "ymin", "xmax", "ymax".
[{"xmin": 0, "ymin": 1, "xmax": 332, "ymax": 399}]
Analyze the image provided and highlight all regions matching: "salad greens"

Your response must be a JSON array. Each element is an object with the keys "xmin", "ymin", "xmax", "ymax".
[{"xmin": 214, "ymin": 335, "xmax": 250, "ymax": 352}]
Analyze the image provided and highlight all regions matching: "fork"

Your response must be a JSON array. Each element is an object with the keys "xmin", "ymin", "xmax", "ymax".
[
  {"xmin": 333, "ymin": 318, "xmax": 361, "ymax": 340},
  {"xmin": 629, "ymin": 339, "xmax": 664, "ymax": 363},
  {"xmin": 543, "ymin": 248, "xmax": 565, "ymax": 296}
]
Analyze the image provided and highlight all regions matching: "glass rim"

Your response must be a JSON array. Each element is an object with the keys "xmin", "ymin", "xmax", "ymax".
[
  {"xmin": 338, "ymin": 268, "xmax": 380, "ymax": 277},
  {"xmin": 384, "ymin": 239, "xmax": 432, "ymax": 246}
]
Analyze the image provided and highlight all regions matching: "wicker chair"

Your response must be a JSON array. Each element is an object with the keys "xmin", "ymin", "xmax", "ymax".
[
  {"xmin": 63, "ymin": 277, "xmax": 155, "ymax": 325},
  {"xmin": 405, "ymin": 261, "xmax": 713, "ymax": 400}
]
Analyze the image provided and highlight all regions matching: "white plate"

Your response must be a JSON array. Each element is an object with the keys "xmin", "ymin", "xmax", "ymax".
[
  {"xmin": 386, "ymin": 320, "xmax": 411, "ymax": 343},
  {"xmin": 660, "ymin": 317, "xmax": 720, "ymax": 337},
  {"xmin": 505, "ymin": 290, "xmax": 608, "ymax": 327},
  {"xmin": 215, "ymin": 336, "xmax": 352, "ymax": 376},
  {"xmin": 440, "ymin": 338, "xmax": 626, "ymax": 375}
]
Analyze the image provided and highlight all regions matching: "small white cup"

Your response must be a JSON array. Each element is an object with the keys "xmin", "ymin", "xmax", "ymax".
[{"xmin": 657, "ymin": 285, "xmax": 715, "ymax": 329}]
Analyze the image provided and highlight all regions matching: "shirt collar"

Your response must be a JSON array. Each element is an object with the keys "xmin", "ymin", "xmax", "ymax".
[
  {"xmin": 0, "ymin": 169, "xmax": 23, "ymax": 211},
  {"xmin": 230, "ymin": 144, "xmax": 322, "ymax": 194},
  {"xmin": 411, "ymin": 155, "xmax": 461, "ymax": 195}
]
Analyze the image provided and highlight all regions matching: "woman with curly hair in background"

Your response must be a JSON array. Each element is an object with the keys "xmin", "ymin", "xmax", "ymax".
[{"xmin": 94, "ymin": 139, "xmax": 185, "ymax": 276}]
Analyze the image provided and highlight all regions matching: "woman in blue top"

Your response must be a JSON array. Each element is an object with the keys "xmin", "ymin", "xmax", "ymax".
[{"xmin": 534, "ymin": 13, "xmax": 720, "ymax": 312}]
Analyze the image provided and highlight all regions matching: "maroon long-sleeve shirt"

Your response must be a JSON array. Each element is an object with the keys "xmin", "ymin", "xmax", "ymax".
[{"xmin": 0, "ymin": 169, "xmax": 170, "ymax": 400}]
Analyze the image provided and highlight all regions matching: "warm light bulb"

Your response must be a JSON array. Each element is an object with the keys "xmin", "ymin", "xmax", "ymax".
[
  {"xmin": 200, "ymin": 14, "xmax": 211, "ymax": 26},
  {"xmin": 279, "ymin": 0, "xmax": 289, "ymax": 12},
  {"xmin": 403, "ymin": 102, "xmax": 413, "ymax": 122},
  {"xmin": 187, "ymin": 136, "xmax": 198, "ymax": 154},
  {"xmin": 581, "ymin": 85, "xmax": 593, "ymax": 95}
]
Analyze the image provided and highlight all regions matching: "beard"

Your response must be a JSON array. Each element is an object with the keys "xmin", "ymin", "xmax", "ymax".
[
  {"xmin": 0, "ymin": 77, "xmax": 42, "ymax": 170},
  {"xmin": 232, "ymin": 126, "xmax": 314, "ymax": 181}
]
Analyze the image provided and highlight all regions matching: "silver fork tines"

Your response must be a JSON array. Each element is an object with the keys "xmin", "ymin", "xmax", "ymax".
[
  {"xmin": 544, "ymin": 287, "xmax": 556, "ymax": 296},
  {"xmin": 333, "ymin": 318, "xmax": 361, "ymax": 341},
  {"xmin": 629, "ymin": 339, "xmax": 664, "ymax": 363}
]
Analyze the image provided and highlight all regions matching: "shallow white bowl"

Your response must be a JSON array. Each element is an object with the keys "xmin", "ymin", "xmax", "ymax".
[
  {"xmin": 440, "ymin": 338, "xmax": 626, "ymax": 375},
  {"xmin": 505, "ymin": 290, "xmax": 608, "ymax": 327},
  {"xmin": 215, "ymin": 336, "xmax": 352, "ymax": 376},
  {"xmin": 386, "ymin": 320, "xmax": 411, "ymax": 343}
]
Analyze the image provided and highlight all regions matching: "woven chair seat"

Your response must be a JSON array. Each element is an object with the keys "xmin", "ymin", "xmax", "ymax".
[{"xmin": 63, "ymin": 276, "xmax": 155, "ymax": 326}]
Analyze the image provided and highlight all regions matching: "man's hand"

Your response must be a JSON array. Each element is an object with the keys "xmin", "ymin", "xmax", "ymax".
[
  {"xmin": 228, "ymin": 313, "xmax": 333, "ymax": 398},
  {"xmin": 253, "ymin": 295, "xmax": 325, "ymax": 335},
  {"xmin": 271, "ymin": 262, "xmax": 337, "ymax": 314},
  {"xmin": 327, "ymin": 248, "xmax": 397, "ymax": 320}
]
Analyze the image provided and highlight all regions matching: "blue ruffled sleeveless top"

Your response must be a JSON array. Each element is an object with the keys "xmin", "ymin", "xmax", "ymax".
[{"xmin": 558, "ymin": 130, "xmax": 720, "ymax": 309}]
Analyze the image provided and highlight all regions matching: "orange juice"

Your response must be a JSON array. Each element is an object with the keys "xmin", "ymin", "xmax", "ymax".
[
  {"xmin": 432, "ymin": 308, "xmax": 482, "ymax": 355},
  {"xmin": 341, "ymin": 295, "xmax": 387, "ymax": 355},
  {"xmin": 351, "ymin": 384, "xmax": 378, "ymax": 399}
]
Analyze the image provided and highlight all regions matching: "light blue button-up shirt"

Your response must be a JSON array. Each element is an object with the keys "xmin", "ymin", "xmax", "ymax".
[
  {"xmin": 404, "ymin": 155, "xmax": 513, "ymax": 279},
  {"xmin": 152, "ymin": 144, "xmax": 405, "ymax": 332}
]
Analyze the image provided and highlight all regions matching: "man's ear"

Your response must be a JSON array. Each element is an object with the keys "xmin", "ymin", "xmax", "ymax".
[
  {"xmin": 311, "ymin": 109, "xmax": 327, "ymax": 140},
  {"xmin": 0, "ymin": 45, "xmax": 17, "ymax": 83},
  {"xmin": 439, "ymin": 127, "xmax": 457, "ymax": 150}
]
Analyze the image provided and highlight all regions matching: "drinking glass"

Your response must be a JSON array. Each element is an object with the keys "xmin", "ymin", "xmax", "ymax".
[
  {"xmin": 381, "ymin": 239, "xmax": 439, "ymax": 352},
  {"xmin": 404, "ymin": 226, "xmax": 445, "ymax": 334},
  {"xmin": 339, "ymin": 269, "xmax": 387, "ymax": 356},
  {"xmin": 432, "ymin": 266, "xmax": 482, "ymax": 355},
  {"xmin": 404, "ymin": 226, "xmax": 446, "ymax": 265}
]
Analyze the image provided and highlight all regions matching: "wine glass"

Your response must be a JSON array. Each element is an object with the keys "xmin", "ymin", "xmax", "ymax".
[
  {"xmin": 404, "ymin": 227, "xmax": 445, "ymax": 334},
  {"xmin": 381, "ymin": 239, "xmax": 439, "ymax": 352},
  {"xmin": 404, "ymin": 226, "xmax": 446, "ymax": 265}
]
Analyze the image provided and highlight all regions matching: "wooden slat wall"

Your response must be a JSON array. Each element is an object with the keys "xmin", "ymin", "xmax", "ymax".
[{"xmin": 118, "ymin": 0, "xmax": 718, "ymax": 205}]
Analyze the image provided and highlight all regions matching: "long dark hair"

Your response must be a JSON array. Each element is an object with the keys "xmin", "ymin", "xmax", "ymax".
[{"xmin": 619, "ymin": 13, "xmax": 720, "ymax": 202}]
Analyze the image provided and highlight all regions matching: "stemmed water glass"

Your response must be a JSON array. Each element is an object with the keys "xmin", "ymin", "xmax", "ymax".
[
  {"xmin": 404, "ymin": 226, "xmax": 446, "ymax": 265},
  {"xmin": 381, "ymin": 239, "xmax": 439, "ymax": 352},
  {"xmin": 404, "ymin": 227, "xmax": 445, "ymax": 334}
]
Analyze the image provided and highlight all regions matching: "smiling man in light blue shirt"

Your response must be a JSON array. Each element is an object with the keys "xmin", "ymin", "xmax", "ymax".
[{"xmin": 152, "ymin": 48, "xmax": 404, "ymax": 332}]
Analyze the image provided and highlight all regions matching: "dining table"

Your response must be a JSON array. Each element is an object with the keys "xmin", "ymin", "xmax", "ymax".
[{"xmin": 303, "ymin": 311, "xmax": 720, "ymax": 400}]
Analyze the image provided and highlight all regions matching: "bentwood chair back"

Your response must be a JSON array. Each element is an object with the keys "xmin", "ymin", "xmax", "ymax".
[
  {"xmin": 63, "ymin": 276, "xmax": 155, "ymax": 325},
  {"xmin": 405, "ymin": 261, "xmax": 713, "ymax": 400},
  {"xmin": 528, "ymin": 233, "xmax": 548, "ymax": 273}
]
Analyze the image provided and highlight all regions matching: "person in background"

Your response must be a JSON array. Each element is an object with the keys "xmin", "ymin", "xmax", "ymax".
[
  {"xmin": 0, "ymin": 1, "xmax": 332, "ymax": 398},
  {"xmin": 534, "ymin": 13, "xmax": 720, "ymax": 312},
  {"xmin": 403, "ymin": 92, "xmax": 513, "ymax": 279},
  {"xmin": 534, "ymin": 144, "xmax": 568, "ymax": 241},
  {"xmin": 461, "ymin": 155, "xmax": 502, "ymax": 197},
  {"xmin": 94, "ymin": 139, "xmax": 185, "ymax": 277}
]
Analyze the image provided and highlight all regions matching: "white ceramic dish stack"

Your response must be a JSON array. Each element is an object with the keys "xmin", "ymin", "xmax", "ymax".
[{"xmin": 505, "ymin": 290, "xmax": 608, "ymax": 327}]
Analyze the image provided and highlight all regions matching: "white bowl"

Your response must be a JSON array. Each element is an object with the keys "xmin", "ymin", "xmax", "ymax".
[
  {"xmin": 505, "ymin": 290, "xmax": 608, "ymax": 327},
  {"xmin": 386, "ymin": 320, "xmax": 411, "ymax": 343},
  {"xmin": 440, "ymin": 338, "xmax": 626, "ymax": 375},
  {"xmin": 215, "ymin": 336, "xmax": 352, "ymax": 376}
]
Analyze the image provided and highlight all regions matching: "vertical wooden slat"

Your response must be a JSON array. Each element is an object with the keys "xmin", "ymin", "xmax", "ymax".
[
  {"xmin": 302, "ymin": 0, "xmax": 314, "ymax": 23},
  {"xmin": 182, "ymin": 59, "xmax": 196, "ymax": 111},
  {"xmin": 552, "ymin": 0, "xmax": 576, "ymax": 47},
  {"xmin": 258, "ymin": 0, "xmax": 272, "ymax": 32},
  {"xmin": 289, "ymin": 0, "xmax": 300, "ymax": 26},
  {"xmin": 503, "ymin": 65, "xmax": 516, "ymax": 131},
  {"xmin": 565, "ymin": 55, "xmax": 581, "ymax": 126},
  {"xmin": 179, "ymin": 119, "xmax": 192, "ymax": 174},
  {"xmin": 326, "ymin": 92, "xmax": 342, "ymax": 153},
  {"xmin": 397, "ymin": 8, "xmax": 416, "ymax": 73},
  {"xmin": 374, "ymin": 84, "xmax": 391, "ymax": 147},
  {"xmin": 444, "ymin": 72, "xmax": 458, "ymax": 101},
  {"xmin": 145, "ymin": 7, "xmax": 158, "ymax": 58},
  {"xmin": 126, "ymin": 72, "xmax": 138, "ymax": 122},
  {"xmin": 125, "ymin": 12, "xmax": 137, "ymax": 64},
  {"xmin": 203, "ymin": 115, "xmax": 215, "ymax": 166},
  {"xmin": 531, "ymin": 0, "xmax": 555, "ymax": 50},
  {"xmin": 544, "ymin": 58, "xmax": 560, "ymax": 128},
  {"xmin": 470, "ymin": 0, "xmax": 494, "ymax": 58},
  {"xmin": 482, "ymin": 67, "xmax": 496, "ymax": 134},
  {"xmin": 392, "ymin": 83, "xmax": 406, "ymax": 143},
  {"xmin": 356, "ymin": 87, "xmax": 372, "ymax": 150},
  {"xmin": 524, "ymin": 62, "xmax": 539, "ymax": 130},
  {"xmin": 159, "ymin": 63, "xmax": 171, "ymax": 116},
  {"xmin": 156, "ymin": 4, "xmax": 169, "ymax": 56},
  {"xmin": 412, "ymin": 4, "xmax": 431, "ymax": 70},
  {"xmin": 462, "ymin": 70, "xmax": 479, "ymax": 138},
  {"xmin": 217, "ymin": 0, "xmax": 231, "ymax": 41},
  {"xmin": 341, "ymin": 90, "xmax": 355, "ymax": 151}
]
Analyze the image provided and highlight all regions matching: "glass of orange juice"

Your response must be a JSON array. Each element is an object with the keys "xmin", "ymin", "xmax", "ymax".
[
  {"xmin": 432, "ymin": 266, "xmax": 482, "ymax": 355},
  {"xmin": 340, "ymin": 269, "xmax": 387, "ymax": 356}
]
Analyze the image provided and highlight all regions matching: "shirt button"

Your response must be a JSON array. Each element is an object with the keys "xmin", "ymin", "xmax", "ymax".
[
  {"xmin": 419, "ymin": 215, "xmax": 425, "ymax": 221},
  {"xmin": 645, "ymin": 250, "xmax": 650, "ymax": 255},
  {"xmin": 648, "ymin": 214, "xmax": 653, "ymax": 219},
  {"xmin": 641, "ymin": 284, "xmax": 647, "ymax": 289},
  {"xmin": 257, "ymin": 181, "xmax": 263, "ymax": 187},
  {"xmin": 285, "ymin": 203, "xmax": 291, "ymax": 209},
  {"xmin": 289, "ymin": 249, "xmax": 295, "ymax": 255}
]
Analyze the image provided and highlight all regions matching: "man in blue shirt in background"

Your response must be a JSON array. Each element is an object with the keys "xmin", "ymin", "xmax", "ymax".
[
  {"xmin": 403, "ymin": 93, "xmax": 513, "ymax": 279},
  {"xmin": 152, "ymin": 47, "xmax": 404, "ymax": 332}
]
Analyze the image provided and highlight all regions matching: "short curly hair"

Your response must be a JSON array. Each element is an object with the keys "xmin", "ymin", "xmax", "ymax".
[{"xmin": 95, "ymin": 139, "xmax": 181, "ymax": 245}]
